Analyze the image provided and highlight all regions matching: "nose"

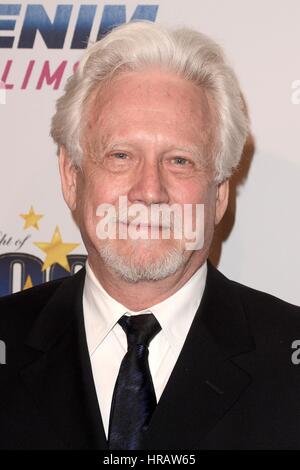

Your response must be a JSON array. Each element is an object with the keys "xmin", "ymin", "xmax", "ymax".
[{"xmin": 127, "ymin": 158, "xmax": 169, "ymax": 206}]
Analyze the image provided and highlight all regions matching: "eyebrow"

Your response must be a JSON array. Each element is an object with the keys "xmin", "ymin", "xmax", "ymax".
[
  {"xmin": 99, "ymin": 141, "xmax": 205, "ymax": 157},
  {"xmin": 170, "ymin": 145, "xmax": 204, "ymax": 157}
]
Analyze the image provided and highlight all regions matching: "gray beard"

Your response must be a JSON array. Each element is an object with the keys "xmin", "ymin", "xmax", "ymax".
[{"xmin": 99, "ymin": 242, "xmax": 188, "ymax": 283}]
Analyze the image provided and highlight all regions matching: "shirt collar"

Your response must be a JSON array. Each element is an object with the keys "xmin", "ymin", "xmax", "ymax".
[
  {"xmin": 83, "ymin": 259, "xmax": 207, "ymax": 355},
  {"xmin": 83, "ymin": 262, "xmax": 127, "ymax": 354},
  {"xmin": 149, "ymin": 262, "xmax": 207, "ymax": 352}
]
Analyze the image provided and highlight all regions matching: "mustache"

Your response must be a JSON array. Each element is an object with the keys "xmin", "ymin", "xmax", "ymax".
[{"xmin": 109, "ymin": 206, "xmax": 173, "ymax": 229}]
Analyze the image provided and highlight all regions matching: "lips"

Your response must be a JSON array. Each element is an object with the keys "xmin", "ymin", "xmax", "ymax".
[{"xmin": 119, "ymin": 221, "xmax": 168, "ymax": 229}]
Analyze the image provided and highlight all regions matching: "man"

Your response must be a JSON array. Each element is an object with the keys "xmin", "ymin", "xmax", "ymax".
[{"xmin": 1, "ymin": 21, "xmax": 300, "ymax": 450}]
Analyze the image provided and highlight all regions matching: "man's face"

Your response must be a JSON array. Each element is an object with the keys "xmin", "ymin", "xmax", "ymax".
[{"xmin": 60, "ymin": 68, "xmax": 228, "ymax": 282}]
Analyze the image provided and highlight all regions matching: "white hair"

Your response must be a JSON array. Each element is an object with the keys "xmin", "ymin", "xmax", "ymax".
[{"xmin": 51, "ymin": 21, "xmax": 249, "ymax": 182}]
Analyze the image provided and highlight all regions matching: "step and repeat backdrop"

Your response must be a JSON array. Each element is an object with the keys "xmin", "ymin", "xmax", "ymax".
[{"xmin": 0, "ymin": 0, "xmax": 299, "ymax": 304}]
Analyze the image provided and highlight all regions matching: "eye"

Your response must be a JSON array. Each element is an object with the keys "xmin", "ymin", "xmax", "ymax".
[
  {"xmin": 173, "ymin": 157, "xmax": 190, "ymax": 165},
  {"xmin": 111, "ymin": 152, "xmax": 128, "ymax": 159},
  {"xmin": 103, "ymin": 151, "xmax": 134, "ymax": 173}
]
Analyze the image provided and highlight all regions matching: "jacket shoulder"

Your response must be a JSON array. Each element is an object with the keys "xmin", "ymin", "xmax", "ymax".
[
  {"xmin": 227, "ymin": 275, "xmax": 300, "ymax": 344},
  {"xmin": 230, "ymin": 276, "xmax": 300, "ymax": 317},
  {"xmin": 0, "ymin": 277, "xmax": 68, "ymax": 338}
]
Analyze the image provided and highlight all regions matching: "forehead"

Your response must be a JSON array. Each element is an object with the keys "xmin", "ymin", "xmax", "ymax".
[{"xmin": 85, "ymin": 69, "xmax": 215, "ymax": 145}]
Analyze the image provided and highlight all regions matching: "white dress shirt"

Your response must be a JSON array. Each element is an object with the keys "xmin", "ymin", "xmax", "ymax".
[{"xmin": 82, "ymin": 260, "xmax": 207, "ymax": 438}]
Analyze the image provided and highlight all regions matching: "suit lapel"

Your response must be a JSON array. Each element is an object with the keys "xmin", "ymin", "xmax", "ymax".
[
  {"xmin": 144, "ymin": 262, "xmax": 255, "ymax": 449},
  {"xmin": 17, "ymin": 262, "xmax": 255, "ymax": 449},
  {"xmin": 19, "ymin": 268, "xmax": 108, "ymax": 449}
]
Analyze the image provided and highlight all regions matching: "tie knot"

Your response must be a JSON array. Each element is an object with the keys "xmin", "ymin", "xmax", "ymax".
[{"xmin": 118, "ymin": 313, "xmax": 161, "ymax": 349}]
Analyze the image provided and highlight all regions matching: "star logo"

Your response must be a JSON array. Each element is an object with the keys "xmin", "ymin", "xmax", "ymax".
[
  {"xmin": 34, "ymin": 226, "xmax": 80, "ymax": 272},
  {"xmin": 23, "ymin": 275, "xmax": 33, "ymax": 290},
  {"xmin": 20, "ymin": 206, "xmax": 44, "ymax": 230}
]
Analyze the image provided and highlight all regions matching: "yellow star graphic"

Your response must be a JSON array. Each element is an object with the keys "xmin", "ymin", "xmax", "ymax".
[
  {"xmin": 23, "ymin": 275, "xmax": 33, "ymax": 290},
  {"xmin": 20, "ymin": 206, "xmax": 44, "ymax": 230},
  {"xmin": 34, "ymin": 226, "xmax": 80, "ymax": 272}
]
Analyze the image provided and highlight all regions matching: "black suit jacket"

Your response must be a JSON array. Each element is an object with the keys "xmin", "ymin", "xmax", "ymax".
[{"xmin": 1, "ymin": 262, "xmax": 300, "ymax": 450}]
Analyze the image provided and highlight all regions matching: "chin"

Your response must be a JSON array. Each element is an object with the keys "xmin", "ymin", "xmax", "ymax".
[{"xmin": 98, "ymin": 239, "xmax": 188, "ymax": 283}]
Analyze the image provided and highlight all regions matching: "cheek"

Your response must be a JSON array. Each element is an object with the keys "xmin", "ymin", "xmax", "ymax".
[
  {"xmin": 174, "ymin": 178, "xmax": 215, "ymax": 205},
  {"xmin": 74, "ymin": 178, "xmax": 98, "ymax": 229},
  {"xmin": 203, "ymin": 190, "xmax": 217, "ymax": 235},
  {"xmin": 76, "ymin": 177, "xmax": 122, "ymax": 237},
  {"xmin": 78, "ymin": 176, "xmax": 106, "ymax": 209},
  {"xmin": 185, "ymin": 182, "xmax": 216, "ymax": 230},
  {"xmin": 171, "ymin": 182, "xmax": 216, "ymax": 237},
  {"xmin": 84, "ymin": 167, "xmax": 131, "ymax": 204}
]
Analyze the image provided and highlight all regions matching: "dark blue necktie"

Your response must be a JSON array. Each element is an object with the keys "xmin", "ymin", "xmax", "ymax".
[{"xmin": 108, "ymin": 313, "xmax": 161, "ymax": 450}]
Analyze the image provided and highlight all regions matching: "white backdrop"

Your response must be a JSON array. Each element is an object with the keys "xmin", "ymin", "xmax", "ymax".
[{"xmin": 0, "ymin": 0, "xmax": 299, "ymax": 304}]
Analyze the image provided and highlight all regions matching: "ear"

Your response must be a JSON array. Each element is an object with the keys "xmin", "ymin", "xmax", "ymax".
[
  {"xmin": 58, "ymin": 147, "xmax": 78, "ymax": 212},
  {"xmin": 215, "ymin": 179, "xmax": 229, "ymax": 225}
]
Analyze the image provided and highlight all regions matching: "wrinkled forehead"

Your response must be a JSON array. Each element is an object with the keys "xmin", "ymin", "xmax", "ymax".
[{"xmin": 84, "ymin": 69, "xmax": 217, "ymax": 136}]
